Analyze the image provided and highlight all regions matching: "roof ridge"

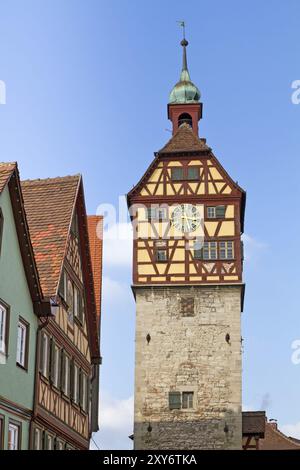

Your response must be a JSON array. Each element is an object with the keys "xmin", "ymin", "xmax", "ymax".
[{"xmin": 21, "ymin": 174, "xmax": 81, "ymax": 184}]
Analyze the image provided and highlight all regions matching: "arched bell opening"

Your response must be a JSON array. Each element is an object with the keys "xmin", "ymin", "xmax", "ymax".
[{"xmin": 178, "ymin": 112, "xmax": 193, "ymax": 128}]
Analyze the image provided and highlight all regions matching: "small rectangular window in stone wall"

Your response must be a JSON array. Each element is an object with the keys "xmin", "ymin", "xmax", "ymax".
[
  {"xmin": 181, "ymin": 297, "xmax": 194, "ymax": 316},
  {"xmin": 169, "ymin": 391, "xmax": 181, "ymax": 409}
]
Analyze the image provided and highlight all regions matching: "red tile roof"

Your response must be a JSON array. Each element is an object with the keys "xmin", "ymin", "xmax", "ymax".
[
  {"xmin": 0, "ymin": 162, "xmax": 48, "ymax": 315},
  {"xmin": 0, "ymin": 162, "xmax": 17, "ymax": 193},
  {"xmin": 158, "ymin": 123, "xmax": 210, "ymax": 154},
  {"xmin": 21, "ymin": 175, "xmax": 80, "ymax": 297},
  {"xmin": 87, "ymin": 215, "xmax": 103, "ymax": 327},
  {"xmin": 260, "ymin": 421, "xmax": 300, "ymax": 450}
]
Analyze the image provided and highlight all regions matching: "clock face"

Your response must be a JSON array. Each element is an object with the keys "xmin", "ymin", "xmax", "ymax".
[{"xmin": 171, "ymin": 204, "xmax": 201, "ymax": 233}]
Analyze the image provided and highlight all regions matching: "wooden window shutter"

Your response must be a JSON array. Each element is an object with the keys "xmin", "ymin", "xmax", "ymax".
[
  {"xmin": 216, "ymin": 205, "xmax": 226, "ymax": 218},
  {"xmin": 169, "ymin": 391, "xmax": 181, "ymax": 410}
]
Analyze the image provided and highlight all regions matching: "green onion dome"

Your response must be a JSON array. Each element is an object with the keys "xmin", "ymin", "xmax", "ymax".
[{"xmin": 169, "ymin": 39, "xmax": 201, "ymax": 104}]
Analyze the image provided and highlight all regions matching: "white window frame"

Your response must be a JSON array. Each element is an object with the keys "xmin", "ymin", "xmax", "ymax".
[
  {"xmin": 63, "ymin": 354, "xmax": 70, "ymax": 396},
  {"xmin": 0, "ymin": 304, "xmax": 7, "ymax": 356},
  {"xmin": 8, "ymin": 422, "xmax": 20, "ymax": 450},
  {"xmin": 33, "ymin": 427, "xmax": 42, "ymax": 450},
  {"xmin": 219, "ymin": 241, "xmax": 234, "ymax": 260},
  {"xmin": 203, "ymin": 241, "xmax": 217, "ymax": 260},
  {"xmin": 53, "ymin": 344, "xmax": 60, "ymax": 388},
  {"xmin": 82, "ymin": 373, "xmax": 87, "ymax": 412},
  {"xmin": 16, "ymin": 319, "xmax": 27, "ymax": 368},
  {"xmin": 182, "ymin": 391, "xmax": 194, "ymax": 409},
  {"xmin": 74, "ymin": 285, "xmax": 79, "ymax": 318},
  {"xmin": 41, "ymin": 333, "xmax": 49, "ymax": 378},
  {"xmin": 73, "ymin": 364, "xmax": 79, "ymax": 404},
  {"xmin": 207, "ymin": 206, "xmax": 216, "ymax": 218},
  {"xmin": 45, "ymin": 432, "xmax": 54, "ymax": 450}
]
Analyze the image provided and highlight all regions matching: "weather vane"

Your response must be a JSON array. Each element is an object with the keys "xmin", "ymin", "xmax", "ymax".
[{"xmin": 177, "ymin": 20, "xmax": 186, "ymax": 39}]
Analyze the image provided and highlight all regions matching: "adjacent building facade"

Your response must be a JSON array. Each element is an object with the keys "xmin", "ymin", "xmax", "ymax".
[
  {"xmin": 128, "ymin": 38, "xmax": 245, "ymax": 449},
  {"xmin": 0, "ymin": 163, "xmax": 50, "ymax": 450},
  {"xmin": 0, "ymin": 164, "xmax": 103, "ymax": 450}
]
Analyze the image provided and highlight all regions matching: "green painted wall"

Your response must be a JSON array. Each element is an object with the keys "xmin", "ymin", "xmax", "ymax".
[{"xmin": 0, "ymin": 185, "xmax": 38, "ymax": 449}]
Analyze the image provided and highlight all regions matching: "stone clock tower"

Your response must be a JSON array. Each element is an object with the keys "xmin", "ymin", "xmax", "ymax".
[{"xmin": 127, "ymin": 37, "xmax": 246, "ymax": 450}]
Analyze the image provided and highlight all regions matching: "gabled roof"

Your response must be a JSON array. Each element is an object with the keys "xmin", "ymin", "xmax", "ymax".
[
  {"xmin": 0, "ymin": 162, "xmax": 16, "ymax": 193},
  {"xmin": 158, "ymin": 123, "xmax": 210, "ymax": 154},
  {"xmin": 21, "ymin": 174, "xmax": 101, "ymax": 361},
  {"xmin": 0, "ymin": 162, "xmax": 49, "ymax": 316},
  {"xmin": 260, "ymin": 421, "xmax": 300, "ymax": 450},
  {"xmin": 21, "ymin": 175, "xmax": 80, "ymax": 297},
  {"xmin": 87, "ymin": 215, "xmax": 103, "ymax": 329}
]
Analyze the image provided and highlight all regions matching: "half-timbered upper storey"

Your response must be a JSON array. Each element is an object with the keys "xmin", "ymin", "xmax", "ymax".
[{"xmin": 127, "ymin": 38, "xmax": 245, "ymax": 288}]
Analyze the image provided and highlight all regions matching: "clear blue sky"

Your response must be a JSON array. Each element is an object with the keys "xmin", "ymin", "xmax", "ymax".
[{"xmin": 0, "ymin": 0, "xmax": 299, "ymax": 449}]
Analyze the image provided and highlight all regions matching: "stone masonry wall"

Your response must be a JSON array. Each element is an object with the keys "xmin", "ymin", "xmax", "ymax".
[{"xmin": 133, "ymin": 285, "xmax": 242, "ymax": 449}]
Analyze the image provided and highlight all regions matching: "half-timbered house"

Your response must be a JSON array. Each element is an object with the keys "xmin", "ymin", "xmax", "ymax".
[{"xmin": 21, "ymin": 175, "xmax": 102, "ymax": 450}]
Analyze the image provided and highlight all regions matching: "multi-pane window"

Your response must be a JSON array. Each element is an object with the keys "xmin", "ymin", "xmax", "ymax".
[
  {"xmin": 194, "ymin": 240, "xmax": 234, "ymax": 260},
  {"xmin": 203, "ymin": 241, "xmax": 217, "ymax": 260},
  {"xmin": 169, "ymin": 391, "xmax": 195, "ymax": 410},
  {"xmin": 67, "ymin": 279, "xmax": 74, "ymax": 322},
  {"xmin": 45, "ymin": 433, "xmax": 54, "ymax": 450},
  {"xmin": 187, "ymin": 167, "xmax": 199, "ymax": 180},
  {"xmin": 40, "ymin": 333, "xmax": 49, "ymax": 378},
  {"xmin": 8, "ymin": 422, "xmax": 20, "ymax": 450},
  {"xmin": 219, "ymin": 241, "xmax": 234, "ymax": 260},
  {"xmin": 33, "ymin": 427, "xmax": 42, "ymax": 450},
  {"xmin": 61, "ymin": 352, "xmax": 70, "ymax": 396},
  {"xmin": 207, "ymin": 206, "xmax": 216, "ymax": 218},
  {"xmin": 171, "ymin": 167, "xmax": 200, "ymax": 181},
  {"xmin": 0, "ymin": 303, "xmax": 8, "ymax": 356},
  {"xmin": 171, "ymin": 167, "xmax": 184, "ymax": 181},
  {"xmin": 51, "ymin": 341, "xmax": 61, "ymax": 388},
  {"xmin": 59, "ymin": 269, "xmax": 83, "ymax": 324},
  {"xmin": 74, "ymin": 285, "xmax": 79, "ymax": 318},
  {"xmin": 146, "ymin": 207, "xmax": 167, "ymax": 221},
  {"xmin": 16, "ymin": 318, "xmax": 28, "ymax": 368},
  {"xmin": 182, "ymin": 392, "xmax": 194, "ymax": 409},
  {"xmin": 72, "ymin": 363, "xmax": 79, "ymax": 404},
  {"xmin": 207, "ymin": 205, "xmax": 226, "ymax": 219},
  {"xmin": 80, "ymin": 373, "xmax": 89, "ymax": 412}
]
